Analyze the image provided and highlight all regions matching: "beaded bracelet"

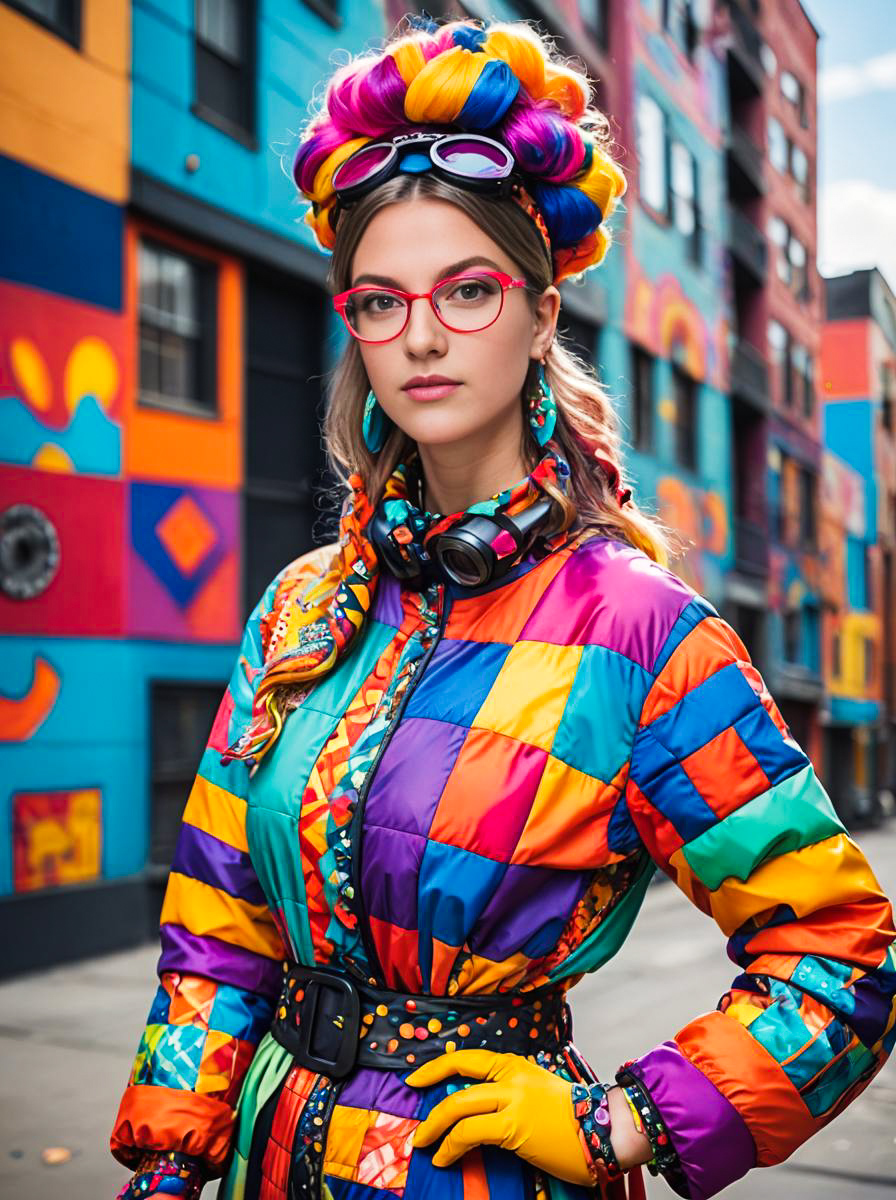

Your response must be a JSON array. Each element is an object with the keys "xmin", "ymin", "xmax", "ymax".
[
  {"xmin": 615, "ymin": 1065, "xmax": 691, "ymax": 1198},
  {"xmin": 116, "ymin": 1150, "xmax": 205, "ymax": 1199},
  {"xmin": 570, "ymin": 1080, "xmax": 624, "ymax": 1189}
]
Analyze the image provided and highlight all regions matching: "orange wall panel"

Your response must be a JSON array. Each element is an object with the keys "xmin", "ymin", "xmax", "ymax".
[
  {"xmin": 123, "ymin": 222, "xmax": 244, "ymax": 489},
  {"xmin": 0, "ymin": 1, "xmax": 129, "ymax": 203},
  {"xmin": 820, "ymin": 320, "xmax": 870, "ymax": 400}
]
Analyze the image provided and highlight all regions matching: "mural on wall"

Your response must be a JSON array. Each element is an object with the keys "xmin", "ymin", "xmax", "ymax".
[
  {"xmin": 0, "ymin": 655, "xmax": 60, "ymax": 742},
  {"xmin": 129, "ymin": 482, "xmax": 240, "ymax": 643},
  {"xmin": 0, "ymin": 467, "xmax": 125, "ymax": 636},
  {"xmin": 0, "ymin": 281, "xmax": 125, "ymax": 476},
  {"xmin": 655, "ymin": 474, "xmax": 728, "ymax": 594},
  {"xmin": 625, "ymin": 266, "xmax": 725, "ymax": 388},
  {"xmin": 12, "ymin": 788, "xmax": 102, "ymax": 892}
]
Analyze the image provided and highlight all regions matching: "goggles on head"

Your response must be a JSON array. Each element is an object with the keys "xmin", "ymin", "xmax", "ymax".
[
  {"xmin": 332, "ymin": 131, "xmax": 517, "ymax": 204},
  {"xmin": 330, "ymin": 131, "xmax": 553, "ymax": 262}
]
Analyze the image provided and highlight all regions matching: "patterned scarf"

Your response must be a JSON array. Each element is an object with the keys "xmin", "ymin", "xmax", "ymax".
[{"xmin": 223, "ymin": 447, "xmax": 571, "ymax": 769}]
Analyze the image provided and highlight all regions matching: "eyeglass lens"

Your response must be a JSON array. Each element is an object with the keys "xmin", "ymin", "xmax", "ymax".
[
  {"xmin": 334, "ymin": 143, "xmax": 394, "ymax": 189},
  {"xmin": 435, "ymin": 139, "xmax": 510, "ymax": 178},
  {"xmin": 344, "ymin": 274, "xmax": 505, "ymax": 341}
]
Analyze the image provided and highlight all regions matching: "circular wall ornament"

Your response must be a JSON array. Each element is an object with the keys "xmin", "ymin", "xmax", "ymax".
[{"xmin": 0, "ymin": 504, "xmax": 61, "ymax": 600}]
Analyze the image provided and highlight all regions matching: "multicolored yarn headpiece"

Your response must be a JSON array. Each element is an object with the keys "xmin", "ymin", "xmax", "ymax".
[{"xmin": 292, "ymin": 19, "xmax": 627, "ymax": 284}]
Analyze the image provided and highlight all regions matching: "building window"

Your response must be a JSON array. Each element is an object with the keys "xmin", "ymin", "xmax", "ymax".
[
  {"xmin": 577, "ymin": 0, "xmax": 608, "ymax": 46},
  {"xmin": 780, "ymin": 68, "xmax": 808, "ymax": 127},
  {"xmin": 789, "ymin": 235, "xmax": 808, "ymax": 298},
  {"xmin": 671, "ymin": 140, "xmax": 701, "ymax": 265},
  {"xmin": 194, "ymin": 0, "xmax": 256, "ymax": 141},
  {"xmin": 799, "ymin": 466, "xmax": 816, "ymax": 547},
  {"xmin": 661, "ymin": 0, "xmax": 697, "ymax": 59},
  {"xmin": 864, "ymin": 636, "xmax": 875, "ymax": 686},
  {"xmin": 138, "ymin": 238, "xmax": 218, "ymax": 415},
  {"xmin": 631, "ymin": 345, "xmax": 654, "ymax": 451},
  {"xmin": 637, "ymin": 94, "xmax": 668, "ymax": 215},
  {"xmin": 768, "ymin": 216, "xmax": 791, "ymax": 286},
  {"xmin": 5, "ymin": 0, "xmax": 80, "ymax": 44},
  {"xmin": 791, "ymin": 341, "xmax": 814, "ymax": 417},
  {"xmin": 783, "ymin": 607, "xmax": 801, "ymax": 663},
  {"xmin": 832, "ymin": 630, "xmax": 841, "ymax": 678},
  {"xmin": 672, "ymin": 363, "xmax": 697, "ymax": 470},
  {"xmin": 791, "ymin": 144, "xmax": 810, "ymax": 201},
  {"xmin": 560, "ymin": 314, "xmax": 600, "ymax": 372},
  {"xmin": 149, "ymin": 682, "xmax": 224, "ymax": 868},
  {"xmin": 767, "ymin": 117, "xmax": 788, "ymax": 173},
  {"xmin": 768, "ymin": 319, "xmax": 790, "ymax": 407}
]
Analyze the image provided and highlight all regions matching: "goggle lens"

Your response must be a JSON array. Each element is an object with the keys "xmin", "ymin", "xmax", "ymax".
[
  {"xmin": 332, "ymin": 143, "xmax": 394, "ymax": 189},
  {"xmin": 433, "ymin": 138, "xmax": 512, "ymax": 179}
]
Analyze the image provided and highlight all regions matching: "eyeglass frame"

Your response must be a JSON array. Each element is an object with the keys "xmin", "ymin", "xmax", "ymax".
[{"xmin": 331, "ymin": 269, "xmax": 529, "ymax": 344}]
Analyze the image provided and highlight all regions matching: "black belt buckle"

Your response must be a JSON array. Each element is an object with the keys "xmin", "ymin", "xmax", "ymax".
[{"xmin": 273, "ymin": 964, "xmax": 361, "ymax": 1080}]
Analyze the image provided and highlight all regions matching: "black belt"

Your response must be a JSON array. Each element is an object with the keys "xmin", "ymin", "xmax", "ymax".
[{"xmin": 271, "ymin": 962, "xmax": 571, "ymax": 1079}]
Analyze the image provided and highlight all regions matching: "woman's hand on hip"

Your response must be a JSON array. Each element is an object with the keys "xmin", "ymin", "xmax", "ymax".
[{"xmin": 406, "ymin": 1049, "xmax": 594, "ymax": 1186}]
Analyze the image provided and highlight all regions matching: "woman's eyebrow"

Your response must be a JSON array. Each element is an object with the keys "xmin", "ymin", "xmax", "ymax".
[{"xmin": 351, "ymin": 255, "xmax": 503, "ymax": 289}]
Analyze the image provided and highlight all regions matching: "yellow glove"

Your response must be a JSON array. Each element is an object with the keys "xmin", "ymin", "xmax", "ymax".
[{"xmin": 406, "ymin": 1049, "xmax": 594, "ymax": 1185}]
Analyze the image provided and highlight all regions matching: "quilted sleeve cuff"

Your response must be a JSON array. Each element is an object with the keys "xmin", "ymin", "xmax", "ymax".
[{"xmin": 110, "ymin": 1085, "xmax": 236, "ymax": 1175}]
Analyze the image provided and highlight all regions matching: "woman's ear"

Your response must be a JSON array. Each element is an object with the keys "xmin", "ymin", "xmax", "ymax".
[{"xmin": 530, "ymin": 285, "xmax": 561, "ymax": 360}]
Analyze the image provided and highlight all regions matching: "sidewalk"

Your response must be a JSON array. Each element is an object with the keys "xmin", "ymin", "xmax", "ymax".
[{"xmin": 1, "ymin": 823, "xmax": 895, "ymax": 1199}]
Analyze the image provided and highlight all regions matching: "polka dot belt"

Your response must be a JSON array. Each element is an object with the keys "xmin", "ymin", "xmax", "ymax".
[{"xmin": 271, "ymin": 961, "xmax": 570, "ymax": 1077}]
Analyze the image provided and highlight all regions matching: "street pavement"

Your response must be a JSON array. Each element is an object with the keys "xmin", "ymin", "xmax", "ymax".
[{"xmin": 2, "ymin": 823, "xmax": 895, "ymax": 1199}]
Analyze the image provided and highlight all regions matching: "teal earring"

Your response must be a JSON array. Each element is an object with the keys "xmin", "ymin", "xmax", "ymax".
[
  {"xmin": 362, "ymin": 389, "xmax": 391, "ymax": 453},
  {"xmin": 527, "ymin": 361, "xmax": 557, "ymax": 446}
]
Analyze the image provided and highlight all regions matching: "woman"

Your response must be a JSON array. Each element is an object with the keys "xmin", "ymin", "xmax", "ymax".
[{"xmin": 111, "ymin": 19, "xmax": 896, "ymax": 1200}]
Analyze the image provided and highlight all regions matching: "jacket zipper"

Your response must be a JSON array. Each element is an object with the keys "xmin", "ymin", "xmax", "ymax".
[{"xmin": 349, "ymin": 580, "xmax": 451, "ymax": 982}]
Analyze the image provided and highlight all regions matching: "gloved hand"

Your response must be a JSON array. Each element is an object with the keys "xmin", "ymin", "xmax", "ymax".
[
  {"xmin": 115, "ymin": 1150, "xmax": 205, "ymax": 1198},
  {"xmin": 406, "ymin": 1049, "xmax": 595, "ymax": 1185}
]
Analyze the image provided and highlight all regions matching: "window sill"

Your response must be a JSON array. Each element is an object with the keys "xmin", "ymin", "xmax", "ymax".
[
  {"xmin": 638, "ymin": 197, "xmax": 671, "ymax": 227},
  {"xmin": 191, "ymin": 102, "xmax": 258, "ymax": 152},
  {"xmin": 137, "ymin": 392, "xmax": 220, "ymax": 422}
]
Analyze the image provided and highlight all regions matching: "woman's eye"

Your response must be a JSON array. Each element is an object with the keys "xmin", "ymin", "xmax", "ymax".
[
  {"xmin": 445, "ymin": 278, "xmax": 493, "ymax": 303},
  {"xmin": 360, "ymin": 292, "xmax": 400, "ymax": 315}
]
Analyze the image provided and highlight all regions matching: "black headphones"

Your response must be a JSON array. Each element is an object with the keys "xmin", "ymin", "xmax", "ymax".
[{"xmin": 369, "ymin": 465, "xmax": 557, "ymax": 589}]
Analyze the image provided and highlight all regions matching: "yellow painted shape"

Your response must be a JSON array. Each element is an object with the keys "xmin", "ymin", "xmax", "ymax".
[
  {"xmin": 19, "ymin": 788, "xmax": 101, "ymax": 890},
  {"xmin": 472, "ymin": 641, "xmax": 582, "ymax": 751},
  {"xmin": 65, "ymin": 335, "xmax": 119, "ymax": 413},
  {"xmin": 0, "ymin": 4, "xmax": 129, "ymax": 202},
  {"xmin": 10, "ymin": 337, "xmax": 51, "ymax": 410},
  {"xmin": 161, "ymin": 872, "xmax": 282, "ymax": 961},
  {"xmin": 657, "ymin": 396, "xmax": 676, "ymax": 422},
  {"xmin": 183, "ymin": 776, "xmax": 249, "ymax": 853},
  {"xmin": 32, "ymin": 444, "xmax": 75, "ymax": 472}
]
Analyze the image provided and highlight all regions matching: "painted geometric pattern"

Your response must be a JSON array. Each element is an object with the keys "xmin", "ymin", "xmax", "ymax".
[
  {"xmin": 12, "ymin": 787, "xmax": 101, "ymax": 891},
  {"xmin": 131, "ymin": 482, "xmax": 229, "ymax": 607},
  {"xmin": 113, "ymin": 538, "xmax": 896, "ymax": 1200}
]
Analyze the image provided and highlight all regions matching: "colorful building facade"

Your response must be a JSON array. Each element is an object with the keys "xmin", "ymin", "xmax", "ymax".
[{"xmin": 820, "ymin": 267, "xmax": 896, "ymax": 822}]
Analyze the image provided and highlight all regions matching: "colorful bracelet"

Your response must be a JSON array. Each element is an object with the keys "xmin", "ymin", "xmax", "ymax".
[
  {"xmin": 116, "ymin": 1150, "xmax": 205, "ymax": 1199},
  {"xmin": 570, "ymin": 1080, "xmax": 624, "ymax": 1189},
  {"xmin": 615, "ymin": 1064, "xmax": 691, "ymax": 1198}
]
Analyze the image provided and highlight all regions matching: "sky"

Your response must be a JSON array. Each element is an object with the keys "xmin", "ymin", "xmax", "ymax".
[{"xmin": 804, "ymin": 0, "xmax": 896, "ymax": 292}]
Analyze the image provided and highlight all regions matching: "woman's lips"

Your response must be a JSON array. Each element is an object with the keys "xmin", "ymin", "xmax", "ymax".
[{"xmin": 402, "ymin": 382, "xmax": 460, "ymax": 402}]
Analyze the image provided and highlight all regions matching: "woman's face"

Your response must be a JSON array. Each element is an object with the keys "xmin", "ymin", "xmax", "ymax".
[{"xmin": 348, "ymin": 198, "xmax": 559, "ymax": 454}]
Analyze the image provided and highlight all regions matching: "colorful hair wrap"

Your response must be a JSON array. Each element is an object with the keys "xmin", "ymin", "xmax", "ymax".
[{"xmin": 291, "ymin": 19, "xmax": 626, "ymax": 283}]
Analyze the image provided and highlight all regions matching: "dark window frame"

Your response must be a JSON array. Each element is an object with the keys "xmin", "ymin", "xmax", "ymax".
[
  {"xmin": 670, "ymin": 138, "xmax": 702, "ymax": 266},
  {"xmin": 798, "ymin": 465, "xmax": 817, "ymax": 548},
  {"xmin": 630, "ymin": 344, "xmax": 654, "ymax": 452},
  {"xmin": 148, "ymin": 680, "xmax": 226, "ymax": 870},
  {"xmin": 671, "ymin": 361, "xmax": 698, "ymax": 471},
  {"xmin": 4, "ymin": 0, "xmax": 80, "ymax": 46},
  {"xmin": 783, "ymin": 606, "xmax": 802, "ymax": 663},
  {"xmin": 193, "ymin": 0, "xmax": 258, "ymax": 147},
  {"xmin": 300, "ymin": 0, "xmax": 341, "ymax": 27},
  {"xmin": 661, "ymin": 0, "xmax": 698, "ymax": 61},
  {"xmin": 137, "ymin": 235, "xmax": 219, "ymax": 418},
  {"xmin": 637, "ymin": 92, "xmax": 670, "ymax": 220}
]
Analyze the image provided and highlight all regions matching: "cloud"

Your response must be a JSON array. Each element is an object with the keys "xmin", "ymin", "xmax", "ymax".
[
  {"xmin": 819, "ymin": 179, "xmax": 896, "ymax": 294},
  {"xmin": 819, "ymin": 50, "xmax": 896, "ymax": 102}
]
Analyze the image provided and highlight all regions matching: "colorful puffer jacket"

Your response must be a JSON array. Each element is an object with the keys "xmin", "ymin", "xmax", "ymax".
[{"xmin": 111, "ymin": 529, "xmax": 896, "ymax": 1200}]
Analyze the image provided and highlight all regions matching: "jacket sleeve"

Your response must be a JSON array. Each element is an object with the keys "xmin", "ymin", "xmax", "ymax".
[
  {"xmin": 619, "ymin": 601, "xmax": 896, "ymax": 1200},
  {"xmin": 110, "ymin": 571, "xmax": 292, "ymax": 1175}
]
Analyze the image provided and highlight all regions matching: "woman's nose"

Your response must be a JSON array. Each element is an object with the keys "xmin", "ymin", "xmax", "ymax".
[{"xmin": 403, "ymin": 296, "xmax": 448, "ymax": 357}]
